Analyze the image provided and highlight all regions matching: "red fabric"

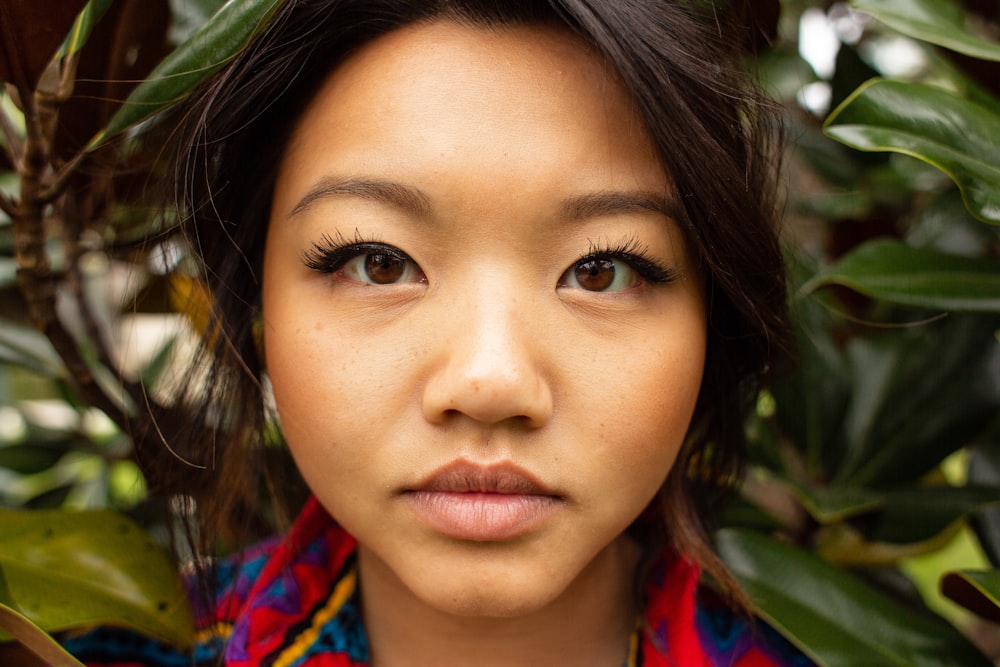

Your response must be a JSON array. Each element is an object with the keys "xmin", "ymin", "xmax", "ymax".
[{"xmin": 640, "ymin": 551, "xmax": 711, "ymax": 666}]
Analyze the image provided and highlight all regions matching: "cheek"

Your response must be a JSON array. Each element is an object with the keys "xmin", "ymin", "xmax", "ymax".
[
  {"xmin": 262, "ymin": 302, "xmax": 421, "ymax": 475},
  {"xmin": 574, "ymin": 330, "xmax": 706, "ymax": 512}
]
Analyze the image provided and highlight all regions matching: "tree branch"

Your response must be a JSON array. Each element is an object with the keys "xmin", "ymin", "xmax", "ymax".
[
  {"xmin": 38, "ymin": 150, "xmax": 86, "ymax": 204},
  {"xmin": 11, "ymin": 56, "xmax": 134, "ymax": 433}
]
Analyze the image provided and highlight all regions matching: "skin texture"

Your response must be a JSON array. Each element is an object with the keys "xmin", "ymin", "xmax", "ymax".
[{"xmin": 262, "ymin": 20, "xmax": 707, "ymax": 667}]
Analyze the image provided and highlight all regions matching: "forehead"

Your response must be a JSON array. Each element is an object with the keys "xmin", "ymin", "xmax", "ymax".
[
  {"xmin": 323, "ymin": 19, "xmax": 612, "ymax": 101},
  {"xmin": 275, "ymin": 20, "xmax": 664, "ymax": 198}
]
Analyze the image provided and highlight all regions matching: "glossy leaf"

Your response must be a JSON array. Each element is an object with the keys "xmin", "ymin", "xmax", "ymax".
[
  {"xmin": 825, "ymin": 79, "xmax": 1000, "ymax": 223},
  {"xmin": 851, "ymin": 0, "xmax": 1000, "ymax": 62},
  {"xmin": 1, "ymin": 566, "xmax": 85, "ymax": 667},
  {"xmin": 770, "ymin": 252, "xmax": 851, "ymax": 476},
  {"xmin": 0, "ymin": 509, "xmax": 193, "ymax": 647},
  {"xmin": 717, "ymin": 529, "xmax": 992, "ymax": 666},
  {"xmin": 791, "ymin": 485, "xmax": 882, "ymax": 524},
  {"xmin": 170, "ymin": 0, "xmax": 230, "ymax": 44},
  {"xmin": 801, "ymin": 239, "xmax": 1000, "ymax": 312},
  {"xmin": 57, "ymin": 0, "xmax": 113, "ymax": 58},
  {"xmin": 91, "ymin": 0, "xmax": 286, "ymax": 148},
  {"xmin": 865, "ymin": 486, "xmax": 1000, "ymax": 544},
  {"xmin": 969, "ymin": 440, "xmax": 1000, "ymax": 566},
  {"xmin": 941, "ymin": 569, "xmax": 1000, "ymax": 622},
  {"xmin": 834, "ymin": 315, "xmax": 1000, "ymax": 485}
]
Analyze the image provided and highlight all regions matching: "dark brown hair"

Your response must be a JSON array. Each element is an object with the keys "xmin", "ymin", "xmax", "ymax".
[{"xmin": 152, "ymin": 0, "xmax": 786, "ymax": 609}]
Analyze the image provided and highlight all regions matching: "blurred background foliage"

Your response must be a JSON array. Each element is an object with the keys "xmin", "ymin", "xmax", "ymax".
[{"xmin": 0, "ymin": 0, "xmax": 998, "ymax": 665}]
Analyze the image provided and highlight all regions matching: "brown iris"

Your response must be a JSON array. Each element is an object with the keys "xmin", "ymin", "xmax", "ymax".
[
  {"xmin": 574, "ymin": 259, "xmax": 616, "ymax": 291},
  {"xmin": 365, "ymin": 253, "xmax": 407, "ymax": 284}
]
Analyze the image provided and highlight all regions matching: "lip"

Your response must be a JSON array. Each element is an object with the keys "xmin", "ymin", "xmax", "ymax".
[{"xmin": 402, "ymin": 461, "xmax": 563, "ymax": 542}]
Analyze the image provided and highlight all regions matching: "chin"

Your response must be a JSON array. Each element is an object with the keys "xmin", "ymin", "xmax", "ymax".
[
  {"xmin": 403, "ymin": 545, "xmax": 577, "ymax": 619},
  {"xmin": 418, "ymin": 573, "xmax": 561, "ymax": 619}
]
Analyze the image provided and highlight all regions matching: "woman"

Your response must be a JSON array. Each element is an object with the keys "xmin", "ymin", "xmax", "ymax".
[{"xmin": 66, "ymin": 0, "xmax": 803, "ymax": 665}]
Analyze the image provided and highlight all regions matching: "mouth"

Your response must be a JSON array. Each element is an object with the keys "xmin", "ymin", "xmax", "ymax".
[{"xmin": 402, "ymin": 461, "xmax": 563, "ymax": 542}]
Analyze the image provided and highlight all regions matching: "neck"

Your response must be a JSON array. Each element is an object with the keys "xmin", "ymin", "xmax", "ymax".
[{"xmin": 358, "ymin": 539, "xmax": 641, "ymax": 667}]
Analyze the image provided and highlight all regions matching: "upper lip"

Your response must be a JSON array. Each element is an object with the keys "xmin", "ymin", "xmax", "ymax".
[{"xmin": 407, "ymin": 460, "xmax": 558, "ymax": 496}]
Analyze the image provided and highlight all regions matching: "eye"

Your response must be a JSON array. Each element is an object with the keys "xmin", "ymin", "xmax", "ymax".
[
  {"xmin": 558, "ymin": 243, "xmax": 679, "ymax": 293},
  {"xmin": 560, "ymin": 257, "xmax": 639, "ymax": 292},
  {"xmin": 340, "ymin": 250, "xmax": 423, "ymax": 284},
  {"xmin": 303, "ymin": 239, "xmax": 425, "ymax": 285}
]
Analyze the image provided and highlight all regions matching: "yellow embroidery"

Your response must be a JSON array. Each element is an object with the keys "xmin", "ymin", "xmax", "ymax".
[
  {"xmin": 195, "ymin": 621, "xmax": 234, "ymax": 644},
  {"xmin": 625, "ymin": 627, "xmax": 640, "ymax": 667},
  {"xmin": 272, "ymin": 567, "xmax": 358, "ymax": 667},
  {"xmin": 623, "ymin": 616, "xmax": 642, "ymax": 667}
]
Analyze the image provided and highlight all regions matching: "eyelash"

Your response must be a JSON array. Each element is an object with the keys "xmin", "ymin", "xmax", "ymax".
[
  {"xmin": 302, "ymin": 231, "xmax": 415, "ymax": 274},
  {"xmin": 301, "ymin": 232, "xmax": 679, "ymax": 285},
  {"xmin": 577, "ymin": 236, "xmax": 679, "ymax": 286}
]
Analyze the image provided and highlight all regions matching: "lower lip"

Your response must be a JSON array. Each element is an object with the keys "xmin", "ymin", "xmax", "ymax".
[{"xmin": 403, "ymin": 491, "xmax": 561, "ymax": 541}]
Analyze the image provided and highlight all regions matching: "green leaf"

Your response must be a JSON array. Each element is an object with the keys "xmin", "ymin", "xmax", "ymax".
[
  {"xmin": 90, "ymin": 0, "xmax": 286, "ymax": 148},
  {"xmin": 851, "ymin": 0, "xmax": 1000, "ymax": 62},
  {"xmin": 825, "ymin": 79, "xmax": 1000, "ymax": 223},
  {"xmin": 968, "ymin": 439, "xmax": 1000, "ymax": 566},
  {"xmin": 717, "ymin": 529, "xmax": 993, "ymax": 666},
  {"xmin": 0, "ymin": 319, "xmax": 67, "ymax": 378},
  {"xmin": 867, "ymin": 486, "xmax": 1000, "ymax": 544},
  {"xmin": 941, "ymin": 569, "xmax": 1000, "ymax": 622},
  {"xmin": 834, "ymin": 315, "xmax": 1000, "ymax": 485},
  {"xmin": 791, "ymin": 485, "xmax": 882, "ymax": 524},
  {"xmin": 801, "ymin": 239, "xmax": 1000, "ymax": 313},
  {"xmin": 169, "ymin": 0, "xmax": 230, "ymax": 45},
  {"xmin": 0, "ymin": 565, "xmax": 13, "ymax": 606},
  {"xmin": 0, "ymin": 509, "xmax": 193, "ymax": 647},
  {"xmin": 0, "ymin": 566, "xmax": 86, "ymax": 667},
  {"xmin": 57, "ymin": 0, "xmax": 114, "ymax": 58},
  {"xmin": 770, "ymin": 252, "xmax": 851, "ymax": 476}
]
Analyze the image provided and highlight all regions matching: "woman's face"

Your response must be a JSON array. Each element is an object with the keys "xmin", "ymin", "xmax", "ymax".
[{"xmin": 263, "ymin": 20, "xmax": 706, "ymax": 619}]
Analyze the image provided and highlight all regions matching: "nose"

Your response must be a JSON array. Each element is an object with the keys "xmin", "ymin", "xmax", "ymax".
[{"xmin": 421, "ymin": 289, "xmax": 553, "ymax": 428}]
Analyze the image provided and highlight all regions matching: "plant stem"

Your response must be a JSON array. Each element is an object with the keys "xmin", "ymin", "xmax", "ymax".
[{"xmin": 11, "ymin": 56, "xmax": 132, "ymax": 431}]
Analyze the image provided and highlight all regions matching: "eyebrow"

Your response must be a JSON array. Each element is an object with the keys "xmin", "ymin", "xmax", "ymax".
[
  {"xmin": 289, "ymin": 176, "xmax": 677, "ymax": 222},
  {"xmin": 289, "ymin": 176, "xmax": 432, "ymax": 218},
  {"xmin": 560, "ymin": 191, "xmax": 678, "ymax": 221}
]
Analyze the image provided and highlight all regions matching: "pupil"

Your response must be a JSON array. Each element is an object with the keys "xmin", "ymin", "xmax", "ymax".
[
  {"xmin": 365, "ymin": 253, "xmax": 405, "ymax": 284},
  {"xmin": 575, "ymin": 259, "xmax": 615, "ymax": 291}
]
